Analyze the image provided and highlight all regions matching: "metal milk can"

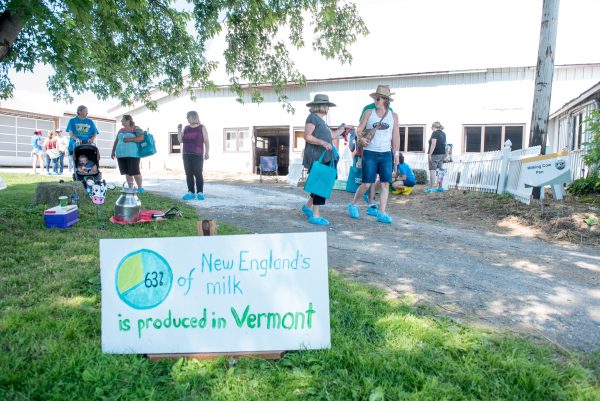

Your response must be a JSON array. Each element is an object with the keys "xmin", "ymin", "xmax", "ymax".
[{"xmin": 114, "ymin": 183, "xmax": 141, "ymax": 223}]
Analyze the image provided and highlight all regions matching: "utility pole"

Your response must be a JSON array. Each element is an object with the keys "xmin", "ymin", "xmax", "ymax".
[
  {"xmin": 529, "ymin": 0, "xmax": 559, "ymax": 199},
  {"xmin": 529, "ymin": 0, "xmax": 560, "ymax": 153}
]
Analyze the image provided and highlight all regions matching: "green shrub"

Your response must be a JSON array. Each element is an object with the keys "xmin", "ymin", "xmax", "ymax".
[
  {"xmin": 583, "ymin": 109, "xmax": 600, "ymax": 175},
  {"xmin": 567, "ymin": 176, "xmax": 600, "ymax": 196},
  {"xmin": 413, "ymin": 168, "xmax": 428, "ymax": 184}
]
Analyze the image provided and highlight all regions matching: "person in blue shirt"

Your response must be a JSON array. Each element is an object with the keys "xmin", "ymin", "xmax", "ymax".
[
  {"xmin": 66, "ymin": 105, "xmax": 99, "ymax": 155},
  {"xmin": 31, "ymin": 129, "xmax": 44, "ymax": 174},
  {"xmin": 111, "ymin": 114, "xmax": 145, "ymax": 192},
  {"xmin": 391, "ymin": 153, "xmax": 416, "ymax": 194},
  {"xmin": 368, "ymin": 152, "xmax": 416, "ymax": 199}
]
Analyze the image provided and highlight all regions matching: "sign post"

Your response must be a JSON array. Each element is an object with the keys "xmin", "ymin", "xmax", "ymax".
[{"xmin": 100, "ymin": 232, "xmax": 331, "ymax": 356}]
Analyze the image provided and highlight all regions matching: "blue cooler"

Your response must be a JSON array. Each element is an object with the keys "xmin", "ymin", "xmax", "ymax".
[{"xmin": 44, "ymin": 205, "xmax": 79, "ymax": 228}]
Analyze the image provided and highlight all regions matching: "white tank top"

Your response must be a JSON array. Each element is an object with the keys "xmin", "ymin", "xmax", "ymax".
[{"xmin": 365, "ymin": 108, "xmax": 394, "ymax": 153}]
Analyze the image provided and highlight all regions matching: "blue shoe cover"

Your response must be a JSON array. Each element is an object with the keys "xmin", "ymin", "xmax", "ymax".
[
  {"xmin": 377, "ymin": 213, "xmax": 393, "ymax": 224},
  {"xmin": 348, "ymin": 203, "xmax": 360, "ymax": 219},
  {"xmin": 301, "ymin": 204, "xmax": 313, "ymax": 218},
  {"xmin": 308, "ymin": 216, "xmax": 329, "ymax": 225},
  {"xmin": 367, "ymin": 206, "xmax": 379, "ymax": 216}
]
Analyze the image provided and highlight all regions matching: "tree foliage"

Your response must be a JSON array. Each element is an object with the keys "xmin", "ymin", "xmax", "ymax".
[
  {"xmin": 0, "ymin": 0, "xmax": 367, "ymax": 110},
  {"xmin": 583, "ymin": 108, "xmax": 600, "ymax": 176}
]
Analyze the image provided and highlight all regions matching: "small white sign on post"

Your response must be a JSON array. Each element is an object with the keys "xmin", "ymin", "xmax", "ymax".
[
  {"xmin": 100, "ymin": 232, "xmax": 331, "ymax": 354},
  {"xmin": 520, "ymin": 150, "xmax": 571, "ymax": 188}
]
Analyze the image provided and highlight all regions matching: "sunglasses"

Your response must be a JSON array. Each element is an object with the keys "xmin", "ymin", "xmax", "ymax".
[{"xmin": 376, "ymin": 96, "xmax": 388, "ymax": 102}]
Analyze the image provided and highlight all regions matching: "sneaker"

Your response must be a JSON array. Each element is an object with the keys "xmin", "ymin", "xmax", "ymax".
[
  {"xmin": 377, "ymin": 213, "xmax": 393, "ymax": 224},
  {"xmin": 182, "ymin": 192, "xmax": 195, "ymax": 200},
  {"xmin": 348, "ymin": 203, "xmax": 360, "ymax": 219},
  {"xmin": 391, "ymin": 189, "xmax": 402, "ymax": 195},
  {"xmin": 301, "ymin": 204, "xmax": 313, "ymax": 218},
  {"xmin": 367, "ymin": 205, "xmax": 379, "ymax": 216},
  {"xmin": 137, "ymin": 188, "xmax": 145, "ymax": 193},
  {"xmin": 308, "ymin": 216, "xmax": 329, "ymax": 226},
  {"xmin": 436, "ymin": 187, "xmax": 446, "ymax": 192},
  {"xmin": 424, "ymin": 188, "xmax": 437, "ymax": 193},
  {"xmin": 197, "ymin": 193, "xmax": 205, "ymax": 200}
]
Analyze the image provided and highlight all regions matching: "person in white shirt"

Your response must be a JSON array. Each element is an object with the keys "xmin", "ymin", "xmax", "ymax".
[{"xmin": 56, "ymin": 130, "xmax": 70, "ymax": 174}]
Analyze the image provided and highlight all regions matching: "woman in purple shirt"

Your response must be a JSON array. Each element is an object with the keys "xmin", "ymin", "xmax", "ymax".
[{"xmin": 177, "ymin": 111, "xmax": 210, "ymax": 200}]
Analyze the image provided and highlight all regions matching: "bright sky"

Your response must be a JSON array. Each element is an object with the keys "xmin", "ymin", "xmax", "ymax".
[{"xmin": 2, "ymin": 0, "xmax": 599, "ymax": 116}]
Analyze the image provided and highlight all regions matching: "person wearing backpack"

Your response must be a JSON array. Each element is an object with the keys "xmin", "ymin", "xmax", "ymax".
[
  {"xmin": 111, "ymin": 114, "xmax": 146, "ymax": 193},
  {"xmin": 178, "ymin": 110, "xmax": 210, "ymax": 201}
]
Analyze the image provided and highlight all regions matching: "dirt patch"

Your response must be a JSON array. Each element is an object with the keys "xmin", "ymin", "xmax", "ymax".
[
  {"xmin": 387, "ymin": 187, "xmax": 600, "ymax": 248},
  {"xmin": 200, "ymin": 170, "xmax": 600, "ymax": 248}
]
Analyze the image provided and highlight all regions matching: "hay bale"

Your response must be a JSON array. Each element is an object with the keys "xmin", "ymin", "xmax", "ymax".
[
  {"xmin": 413, "ymin": 169, "xmax": 428, "ymax": 185},
  {"xmin": 35, "ymin": 181, "xmax": 87, "ymax": 206}
]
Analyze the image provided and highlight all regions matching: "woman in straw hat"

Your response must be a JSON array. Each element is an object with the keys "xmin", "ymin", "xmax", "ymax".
[
  {"xmin": 300, "ymin": 94, "xmax": 346, "ymax": 226},
  {"xmin": 347, "ymin": 85, "xmax": 400, "ymax": 224}
]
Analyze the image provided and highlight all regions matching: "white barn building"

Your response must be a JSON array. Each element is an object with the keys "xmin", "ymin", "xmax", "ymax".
[
  {"xmin": 110, "ymin": 63, "xmax": 600, "ymax": 175},
  {"xmin": 0, "ymin": 107, "xmax": 117, "ymax": 168}
]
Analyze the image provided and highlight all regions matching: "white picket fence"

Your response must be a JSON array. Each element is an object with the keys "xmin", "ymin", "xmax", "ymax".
[
  {"xmin": 569, "ymin": 148, "xmax": 588, "ymax": 180},
  {"xmin": 403, "ymin": 142, "xmax": 585, "ymax": 204},
  {"xmin": 502, "ymin": 146, "xmax": 543, "ymax": 204},
  {"xmin": 333, "ymin": 141, "xmax": 587, "ymax": 204}
]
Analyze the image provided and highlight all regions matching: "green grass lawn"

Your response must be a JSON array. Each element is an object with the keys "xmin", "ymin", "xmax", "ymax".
[{"xmin": 1, "ymin": 173, "xmax": 599, "ymax": 400}]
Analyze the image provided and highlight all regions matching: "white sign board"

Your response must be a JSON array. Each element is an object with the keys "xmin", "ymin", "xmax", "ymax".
[
  {"xmin": 100, "ymin": 232, "xmax": 331, "ymax": 354},
  {"xmin": 520, "ymin": 151, "xmax": 571, "ymax": 187}
]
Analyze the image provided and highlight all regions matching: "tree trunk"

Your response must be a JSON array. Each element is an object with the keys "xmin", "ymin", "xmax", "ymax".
[
  {"xmin": 0, "ymin": 10, "xmax": 23, "ymax": 61},
  {"xmin": 528, "ymin": 0, "xmax": 560, "ymax": 154}
]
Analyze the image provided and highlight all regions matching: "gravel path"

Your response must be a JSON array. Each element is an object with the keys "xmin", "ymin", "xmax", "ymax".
[{"xmin": 140, "ymin": 176, "xmax": 600, "ymax": 352}]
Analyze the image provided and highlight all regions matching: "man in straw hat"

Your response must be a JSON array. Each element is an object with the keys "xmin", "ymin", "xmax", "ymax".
[
  {"xmin": 300, "ymin": 93, "xmax": 346, "ymax": 226},
  {"xmin": 347, "ymin": 85, "xmax": 400, "ymax": 224}
]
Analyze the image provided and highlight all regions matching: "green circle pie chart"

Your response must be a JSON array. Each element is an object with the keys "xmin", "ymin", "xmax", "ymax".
[{"xmin": 115, "ymin": 249, "xmax": 173, "ymax": 310}]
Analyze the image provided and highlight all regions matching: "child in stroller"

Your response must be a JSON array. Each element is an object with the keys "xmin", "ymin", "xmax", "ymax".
[
  {"xmin": 77, "ymin": 155, "xmax": 98, "ymax": 174},
  {"xmin": 72, "ymin": 143, "xmax": 102, "ymax": 182}
]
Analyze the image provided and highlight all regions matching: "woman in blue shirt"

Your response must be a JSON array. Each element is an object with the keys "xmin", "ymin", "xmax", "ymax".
[
  {"xmin": 111, "ymin": 115, "xmax": 145, "ymax": 192},
  {"xmin": 31, "ymin": 130, "xmax": 44, "ymax": 174}
]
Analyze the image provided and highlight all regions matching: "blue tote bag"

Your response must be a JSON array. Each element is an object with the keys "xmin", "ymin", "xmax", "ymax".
[
  {"xmin": 304, "ymin": 149, "xmax": 338, "ymax": 199},
  {"xmin": 138, "ymin": 131, "xmax": 157, "ymax": 158},
  {"xmin": 346, "ymin": 155, "xmax": 362, "ymax": 193}
]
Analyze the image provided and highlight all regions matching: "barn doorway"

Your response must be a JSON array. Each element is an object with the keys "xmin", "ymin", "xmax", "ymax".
[{"xmin": 253, "ymin": 126, "xmax": 289, "ymax": 175}]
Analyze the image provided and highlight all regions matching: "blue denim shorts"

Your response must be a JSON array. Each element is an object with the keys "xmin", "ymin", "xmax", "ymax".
[{"xmin": 361, "ymin": 150, "xmax": 393, "ymax": 183}]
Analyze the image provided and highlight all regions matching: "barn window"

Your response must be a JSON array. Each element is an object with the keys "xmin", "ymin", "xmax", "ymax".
[
  {"xmin": 463, "ymin": 124, "xmax": 524, "ymax": 152},
  {"xmin": 223, "ymin": 128, "xmax": 250, "ymax": 152},
  {"xmin": 169, "ymin": 133, "xmax": 180, "ymax": 154},
  {"xmin": 399, "ymin": 125, "xmax": 425, "ymax": 152}
]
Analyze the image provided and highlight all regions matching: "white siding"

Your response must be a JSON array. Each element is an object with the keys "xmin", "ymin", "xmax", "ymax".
[{"xmin": 124, "ymin": 65, "xmax": 600, "ymax": 173}]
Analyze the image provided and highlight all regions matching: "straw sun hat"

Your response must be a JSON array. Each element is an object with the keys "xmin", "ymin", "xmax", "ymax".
[{"xmin": 369, "ymin": 85, "xmax": 395, "ymax": 101}]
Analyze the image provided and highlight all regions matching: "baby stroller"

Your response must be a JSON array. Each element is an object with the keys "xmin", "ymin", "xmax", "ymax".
[{"xmin": 72, "ymin": 143, "xmax": 102, "ymax": 183}]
